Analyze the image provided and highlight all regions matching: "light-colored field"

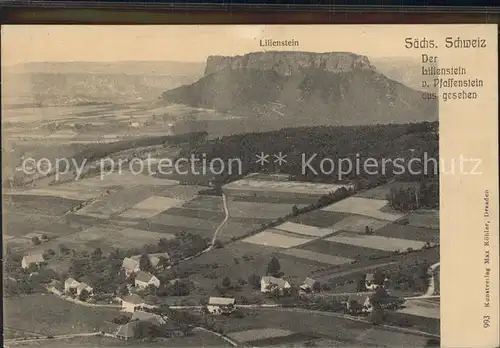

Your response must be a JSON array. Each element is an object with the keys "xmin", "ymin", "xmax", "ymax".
[
  {"xmin": 280, "ymin": 248, "xmax": 354, "ymax": 266},
  {"xmin": 330, "ymin": 215, "xmax": 391, "ymax": 233},
  {"xmin": 275, "ymin": 222, "xmax": 335, "ymax": 237},
  {"xmin": 148, "ymin": 213, "xmax": 220, "ymax": 231},
  {"xmin": 6, "ymin": 187, "xmax": 100, "ymax": 201},
  {"xmin": 325, "ymin": 233, "xmax": 427, "ymax": 252},
  {"xmin": 119, "ymin": 196, "xmax": 184, "ymax": 219},
  {"xmin": 227, "ymin": 328, "xmax": 296, "ymax": 343},
  {"xmin": 321, "ymin": 197, "xmax": 405, "ymax": 221},
  {"xmin": 398, "ymin": 299, "xmax": 440, "ymax": 319},
  {"xmin": 8, "ymin": 172, "xmax": 179, "ymax": 201},
  {"xmin": 242, "ymin": 230, "xmax": 313, "ymax": 248},
  {"xmin": 224, "ymin": 179, "xmax": 353, "ymax": 196},
  {"xmin": 227, "ymin": 200, "xmax": 303, "ymax": 219}
]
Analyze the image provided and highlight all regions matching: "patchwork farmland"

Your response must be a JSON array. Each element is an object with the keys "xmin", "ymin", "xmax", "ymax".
[{"xmin": 229, "ymin": 181, "xmax": 439, "ymax": 286}]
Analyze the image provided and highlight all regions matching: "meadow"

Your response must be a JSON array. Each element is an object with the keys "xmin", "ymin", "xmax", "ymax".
[{"xmin": 4, "ymin": 294, "xmax": 120, "ymax": 336}]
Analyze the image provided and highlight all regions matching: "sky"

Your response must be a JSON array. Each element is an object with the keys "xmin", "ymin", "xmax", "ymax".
[{"xmin": 0, "ymin": 24, "xmax": 484, "ymax": 66}]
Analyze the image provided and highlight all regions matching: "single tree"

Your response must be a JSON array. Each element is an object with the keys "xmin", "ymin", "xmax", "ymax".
[
  {"xmin": 312, "ymin": 281, "xmax": 321, "ymax": 293},
  {"xmin": 139, "ymin": 253, "xmax": 153, "ymax": 272},
  {"xmin": 91, "ymin": 248, "xmax": 103, "ymax": 260},
  {"xmin": 292, "ymin": 205, "xmax": 299, "ymax": 216},
  {"xmin": 157, "ymin": 256, "xmax": 170, "ymax": 270},
  {"xmin": 32, "ymin": 236, "xmax": 41, "ymax": 245},
  {"xmin": 222, "ymin": 276, "xmax": 232, "ymax": 288},
  {"xmin": 248, "ymin": 274, "xmax": 261, "ymax": 289},
  {"xmin": 79, "ymin": 289, "xmax": 90, "ymax": 302},
  {"xmin": 267, "ymin": 256, "xmax": 281, "ymax": 276}
]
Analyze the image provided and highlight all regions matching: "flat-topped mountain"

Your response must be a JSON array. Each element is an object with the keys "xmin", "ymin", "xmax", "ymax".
[
  {"xmin": 204, "ymin": 51, "xmax": 373, "ymax": 76},
  {"xmin": 162, "ymin": 51, "xmax": 437, "ymax": 127}
]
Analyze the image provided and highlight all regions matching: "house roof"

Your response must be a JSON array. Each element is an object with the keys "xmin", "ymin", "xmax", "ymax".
[
  {"xmin": 302, "ymin": 277, "xmax": 317, "ymax": 287},
  {"xmin": 122, "ymin": 257, "xmax": 139, "ymax": 272},
  {"xmin": 130, "ymin": 311, "xmax": 166, "ymax": 325},
  {"xmin": 135, "ymin": 271, "xmax": 155, "ymax": 283},
  {"xmin": 76, "ymin": 282, "xmax": 92, "ymax": 291},
  {"xmin": 23, "ymin": 254, "xmax": 44, "ymax": 264},
  {"xmin": 122, "ymin": 294, "xmax": 144, "ymax": 305},
  {"xmin": 65, "ymin": 277, "xmax": 79, "ymax": 287},
  {"xmin": 262, "ymin": 276, "xmax": 289, "ymax": 289},
  {"xmin": 365, "ymin": 273, "xmax": 375, "ymax": 282},
  {"xmin": 116, "ymin": 321, "xmax": 137, "ymax": 338},
  {"xmin": 347, "ymin": 294, "xmax": 370, "ymax": 303},
  {"xmin": 208, "ymin": 297, "xmax": 235, "ymax": 306}
]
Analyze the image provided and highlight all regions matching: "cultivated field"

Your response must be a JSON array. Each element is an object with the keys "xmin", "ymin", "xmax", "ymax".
[
  {"xmin": 288, "ymin": 210, "xmax": 348, "ymax": 228},
  {"xmin": 180, "ymin": 195, "xmax": 224, "ymax": 211},
  {"xmin": 216, "ymin": 220, "xmax": 267, "ymax": 242},
  {"xmin": 215, "ymin": 308, "xmax": 429, "ymax": 347},
  {"xmin": 148, "ymin": 213, "xmax": 221, "ymax": 232},
  {"xmin": 325, "ymin": 233, "xmax": 427, "ymax": 252},
  {"xmin": 223, "ymin": 179, "xmax": 353, "ymax": 196},
  {"xmin": 4, "ymin": 194, "xmax": 82, "ymax": 216},
  {"xmin": 4, "ymin": 294, "xmax": 120, "ymax": 336},
  {"xmin": 321, "ymin": 197, "xmax": 405, "ymax": 221},
  {"xmin": 274, "ymin": 222, "xmax": 335, "ymax": 238},
  {"xmin": 242, "ymin": 230, "xmax": 314, "ymax": 249},
  {"xmin": 279, "ymin": 248, "xmax": 354, "ymax": 266},
  {"xmin": 226, "ymin": 200, "xmax": 304, "ymax": 220},
  {"xmin": 355, "ymin": 182, "xmax": 421, "ymax": 200},
  {"xmin": 329, "ymin": 215, "xmax": 391, "ymax": 234},
  {"xmin": 405, "ymin": 210, "xmax": 440, "ymax": 230},
  {"xmin": 119, "ymin": 196, "xmax": 184, "ymax": 219},
  {"xmin": 375, "ymin": 223, "xmax": 439, "ymax": 243},
  {"xmin": 398, "ymin": 299, "xmax": 440, "ymax": 319},
  {"xmin": 227, "ymin": 328, "xmax": 296, "ymax": 343}
]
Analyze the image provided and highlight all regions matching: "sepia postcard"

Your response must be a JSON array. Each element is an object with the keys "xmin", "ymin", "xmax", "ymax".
[{"xmin": 1, "ymin": 24, "xmax": 498, "ymax": 348}]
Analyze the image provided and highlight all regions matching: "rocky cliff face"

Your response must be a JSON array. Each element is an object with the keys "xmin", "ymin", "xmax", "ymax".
[
  {"xmin": 204, "ymin": 52, "xmax": 373, "ymax": 76},
  {"xmin": 163, "ymin": 51, "xmax": 437, "ymax": 127}
]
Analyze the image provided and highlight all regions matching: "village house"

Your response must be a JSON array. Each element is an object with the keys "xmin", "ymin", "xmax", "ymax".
[
  {"xmin": 345, "ymin": 294, "xmax": 373, "ymax": 314},
  {"xmin": 364, "ymin": 273, "xmax": 380, "ymax": 291},
  {"xmin": 64, "ymin": 277, "xmax": 80, "ymax": 293},
  {"xmin": 300, "ymin": 277, "xmax": 319, "ymax": 293},
  {"xmin": 134, "ymin": 271, "xmax": 161, "ymax": 289},
  {"xmin": 122, "ymin": 257, "xmax": 140, "ymax": 276},
  {"xmin": 115, "ymin": 311, "xmax": 182, "ymax": 340},
  {"xmin": 260, "ymin": 276, "xmax": 291, "ymax": 294},
  {"xmin": 76, "ymin": 282, "xmax": 94, "ymax": 296},
  {"xmin": 370, "ymin": 288, "xmax": 404, "ymax": 310},
  {"xmin": 119, "ymin": 294, "xmax": 146, "ymax": 313},
  {"xmin": 64, "ymin": 277, "xmax": 94, "ymax": 298},
  {"xmin": 21, "ymin": 253, "xmax": 45, "ymax": 269},
  {"xmin": 206, "ymin": 297, "xmax": 235, "ymax": 315}
]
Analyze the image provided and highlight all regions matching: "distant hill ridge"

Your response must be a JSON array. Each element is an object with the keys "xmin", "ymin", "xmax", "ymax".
[
  {"xmin": 162, "ymin": 51, "xmax": 438, "ymax": 126},
  {"xmin": 3, "ymin": 61, "xmax": 206, "ymax": 105}
]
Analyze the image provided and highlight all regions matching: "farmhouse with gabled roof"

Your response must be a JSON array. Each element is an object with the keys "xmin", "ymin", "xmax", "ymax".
[
  {"xmin": 122, "ymin": 257, "xmax": 140, "ymax": 276},
  {"xmin": 206, "ymin": 297, "xmax": 235, "ymax": 315},
  {"xmin": 261, "ymin": 276, "xmax": 291, "ymax": 294},
  {"xmin": 134, "ymin": 271, "xmax": 160, "ymax": 289},
  {"xmin": 21, "ymin": 253, "xmax": 45, "ymax": 269}
]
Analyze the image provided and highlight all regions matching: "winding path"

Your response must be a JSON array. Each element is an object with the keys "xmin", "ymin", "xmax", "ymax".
[{"xmin": 209, "ymin": 193, "xmax": 229, "ymax": 249}]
